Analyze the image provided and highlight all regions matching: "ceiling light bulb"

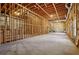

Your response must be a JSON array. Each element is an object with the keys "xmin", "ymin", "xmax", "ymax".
[
  {"xmin": 50, "ymin": 15, "xmax": 53, "ymax": 18},
  {"xmin": 17, "ymin": 13, "xmax": 20, "ymax": 15},
  {"xmin": 14, "ymin": 12, "xmax": 17, "ymax": 14},
  {"xmin": 14, "ymin": 12, "xmax": 20, "ymax": 16}
]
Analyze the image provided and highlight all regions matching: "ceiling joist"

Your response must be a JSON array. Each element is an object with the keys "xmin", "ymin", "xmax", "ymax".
[
  {"xmin": 52, "ymin": 3, "xmax": 60, "ymax": 20},
  {"xmin": 36, "ymin": 3, "xmax": 50, "ymax": 17},
  {"xmin": 44, "ymin": 3, "xmax": 47, "ymax": 7},
  {"xmin": 16, "ymin": 3, "xmax": 46, "ymax": 20},
  {"xmin": 0, "ymin": 3, "xmax": 67, "ymax": 20}
]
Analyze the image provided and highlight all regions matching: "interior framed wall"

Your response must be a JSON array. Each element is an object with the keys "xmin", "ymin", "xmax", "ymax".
[{"xmin": 0, "ymin": 3, "xmax": 49, "ymax": 44}]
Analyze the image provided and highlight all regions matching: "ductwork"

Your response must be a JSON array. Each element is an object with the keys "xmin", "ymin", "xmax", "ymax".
[
  {"xmin": 65, "ymin": 3, "xmax": 72, "ymax": 20},
  {"xmin": 65, "ymin": 3, "xmax": 72, "ymax": 9}
]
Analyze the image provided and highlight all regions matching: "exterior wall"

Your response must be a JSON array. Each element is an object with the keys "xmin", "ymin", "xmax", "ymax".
[
  {"xmin": 53, "ymin": 22, "xmax": 65, "ymax": 32},
  {"xmin": 48, "ymin": 21, "xmax": 65, "ymax": 32}
]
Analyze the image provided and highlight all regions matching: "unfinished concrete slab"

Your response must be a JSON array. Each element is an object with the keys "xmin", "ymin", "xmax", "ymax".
[{"xmin": 0, "ymin": 32, "xmax": 79, "ymax": 55}]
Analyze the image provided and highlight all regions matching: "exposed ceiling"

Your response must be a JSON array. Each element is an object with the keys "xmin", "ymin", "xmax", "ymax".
[{"xmin": 0, "ymin": 3, "xmax": 68, "ymax": 20}]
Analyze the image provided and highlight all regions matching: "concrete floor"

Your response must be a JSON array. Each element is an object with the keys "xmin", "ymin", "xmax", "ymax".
[{"xmin": 0, "ymin": 32, "xmax": 79, "ymax": 55}]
